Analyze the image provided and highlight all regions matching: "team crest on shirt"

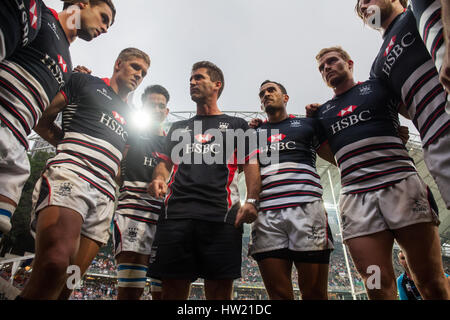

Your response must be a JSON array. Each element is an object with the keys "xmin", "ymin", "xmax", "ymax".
[
  {"xmin": 56, "ymin": 182, "xmax": 73, "ymax": 197},
  {"xmin": 218, "ymin": 122, "xmax": 230, "ymax": 132},
  {"xmin": 58, "ymin": 55, "xmax": 68, "ymax": 73},
  {"xmin": 359, "ymin": 85, "xmax": 372, "ymax": 96},
  {"xmin": 290, "ymin": 119, "xmax": 302, "ymax": 128},
  {"xmin": 268, "ymin": 133, "xmax": 286, "ymax": 143},
  {"xmin": 384, "ymin": 35, "xmax": 397, "ymax": 57},
  {"xmin": 97, "ymin": 88, "xmax": 112, "ymax": 100},
  {"xmin": 29, "ymin": 0, "xmax": 38, "ymax": 29},
  {"xmin": 127, "ymin": 227, "xmax": 138, "ymax": 242},
  {"xmin": 112, "ymin": 111, "xmax": 126, "ymax": 125},
  {"xmin": 195, "ymin": 134, "xmax": 213, "ymax": 143},
  {"xmin": 337, "ymin": 105, "xmax": 358, "ymax": 117}
]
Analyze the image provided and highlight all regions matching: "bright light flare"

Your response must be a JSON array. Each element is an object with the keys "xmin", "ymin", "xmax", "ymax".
[{"xmin": 131, "ymin": 108, "xmax": 152, "ymax": 131}]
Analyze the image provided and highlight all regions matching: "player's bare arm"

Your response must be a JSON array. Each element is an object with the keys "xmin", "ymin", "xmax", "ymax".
[
  {"xmin": 235, "ymin": 161, "xmax": 261, "ymax": 228},
  {"xmin": 34, "ymin": 92, "xmax": 67, "ymax": 147},
  {"xmin": 317, "ymin": 141, "xmax": 336, "ymax": 166},
  {"xmin": 147, "ymin": 160, "xmax": 172, "ymax": 199}
]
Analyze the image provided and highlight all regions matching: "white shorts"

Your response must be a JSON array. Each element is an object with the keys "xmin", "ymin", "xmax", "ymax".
[
  {"xmin": 248, "ymin": 200, "xmax": 334, "ymax": 257},
  {"xmin": 31, "ymin": 165, "xmax": 115, "ymax": 245},
  {"xmin": 339, "ymin": 174, "xmax": 440, "ymax": 241},
  {"xmin": 113, "ymin": 213, "xmax": 157, "ymax": 256},
  {"xmin": 423, "ymin": 134, "xmax": 450, "ymax": 209},
  {"xmin": 0, "ymin": 125, "xmax": 30, "ymax": 204}
]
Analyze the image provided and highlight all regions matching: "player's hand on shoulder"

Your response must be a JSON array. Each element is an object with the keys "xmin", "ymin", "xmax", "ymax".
[
  {"xmin": 74, "ymin": 65, "xmax": 92, "ymax": 74},
  {"xmin": 248, "ymin": 118, "xmax": 263, "ymax": 129},
  {"xmin": 234, "ymin": 203, "xmax": 258, "ymax": 228},
  {"xmin": 305, "ymin": 103, "xmax": 321, "ymax": 118},
  {"xmin": 147, "ymin": 179, "xmax": 167, "ymax": 199},
  {"xmin": 398, "ymin": 125, "xmax": 409, "ymax": 145}
]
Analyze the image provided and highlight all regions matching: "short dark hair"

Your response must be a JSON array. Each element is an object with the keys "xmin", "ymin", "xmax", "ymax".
[
  {"xmin": 355, "ymin": 0, "xmax": 408, "ymax": 20},
  {"xmin": 192, "ymin": 61, "xmax": 225, "ymax": 98},
  {"xmin": 260, "ymin": 80, "xmax": 288, "ymax": 95},
  {"xmin": 141, "ymin": 85, "xmax": 170, "ymax": 104},
  {"xmin": 62, "ymin": 0, "xmax": 116, "ymax": 25}
]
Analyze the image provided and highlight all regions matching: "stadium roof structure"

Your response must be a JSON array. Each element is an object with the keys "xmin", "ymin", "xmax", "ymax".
[{"xmin": 28, "ymin": 110, "xmax": 450, "ymax": 245}]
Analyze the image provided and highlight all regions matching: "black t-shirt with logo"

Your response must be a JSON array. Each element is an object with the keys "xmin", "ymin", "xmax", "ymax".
[
  {"xmin": 158, "ymin": 114, "xmax": 255, "ymax": 224},
  {"xmin": 47, "ymin": 73, "xmax": 133, "ymax": 200},
  {"xmin": 0, "ymin": 0, "xmax": 43, "ymax": 59},
  {"xmin": 256, "ymin": 116, "xmax": 323, "ymax": 211},
  {"xmin": 315, "ymin": 79, "xmax": 416, "ymax": 194},
  {"xmin": 10, "ymin": 3, "xmax": 72, "ymax": 101},
  {"xmin": 370, "ymin": 8, "xmax": 449, "ymax": 148}
]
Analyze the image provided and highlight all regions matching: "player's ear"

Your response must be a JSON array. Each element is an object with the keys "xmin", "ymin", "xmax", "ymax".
[
  {"xmin": 114, "ymin": 59, "xmax": 122, "ymax": 72},
  {"xmin": 165, "ymin": 107, "xmax": 170, "ymax": 117},
  {"xmin": 348, "ymin": 59, "xmax": 354, "ymax": 71},
  {"xmin": 283, "ymin": 94, "xmax": 289, "ymax": 104},
  {"xmin": 77, "ymin": 1, "xmax": 88, "ymax": 10}
]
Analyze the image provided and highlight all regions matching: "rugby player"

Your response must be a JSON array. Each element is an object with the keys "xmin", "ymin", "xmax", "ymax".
[
  {"xmin": 113, "ymin": 85, "xmax": 169, "ymax": 300},
  {"xmin": 248, "ymin": 80, "xmax": 334, "ymax": 300},
  {"xmin": 0, "ymin": 0, "xmax": 115, "ymax": 239},
  {"xmin": 306, "ymin": 46, "xmax": 450, "ymax": 299},
  {"xmin": 0, "ymin": 0, "xmax": 43, "ymax": 62},
  {"xmin": 409, "ymin": 0, "xmax": 450, "ymax": 99},
  {"xmin": 16, "ymin": 47, "xmax": 149, "ymax": 300},
  {"xmin": 147, "ymin": 61, "xmax": 261, "ymax": 300},
  {"xmin": 355, "ymin": 0, "xmax": 450, "ymax": 210}
]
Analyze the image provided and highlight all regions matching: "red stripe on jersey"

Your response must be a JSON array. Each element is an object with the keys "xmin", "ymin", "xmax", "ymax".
[
  {"xmin": 226, "ymin": 153, "xmax": 238, "ymax": 210},
  {"xmin": 60, "ymin": 90, "xmax": 68, "ymax": 104},
  {"xmin": 102, "ymin": 78, "xmax": 111, "ymax": 87},
  {"xmin": 156, "ymin": 152, "xmax": 172, "ymax": 164},
  {"xmin": 423, "ymin": 11, "xmax": 440, "ymax": 43},
  {"xmin": 0, "ymin": 78, "xmax": 38, "ymax": 123},
  {"xmin": 61, "ymin": 139, "xmax": 120, "ymax": 165},
  {"xmin": 164, "ymin": 164, "xmax": 178, "ymax": 208},
  {"xmin": 0, "ymin": 113, "xmax": 28, "ymax": 149},
  {"xmin": 43, "ymin": 175, "xmax": 51, "ymax": 206},
  {"xmin": 49, "ymin": 8, "xmax": 59, "ymax": 21}
]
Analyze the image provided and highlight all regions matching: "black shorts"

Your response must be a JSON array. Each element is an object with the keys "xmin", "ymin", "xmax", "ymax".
[
  {"xmin": 148, "ymin": 218, "xmax": 243, "ymax": 281},
  {"xmin": 253, "ymin": 248, "xmax": 332, "ymax": 264}
]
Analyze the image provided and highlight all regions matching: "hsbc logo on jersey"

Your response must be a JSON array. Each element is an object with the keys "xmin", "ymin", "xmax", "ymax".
[
  {"xmin": 384, "ymin": 36, "xmax": 397, "ymax": 57},
  {"xmin": 195, "ymin": 134, "xmax": 213, "ymax": 143},
  {"xmin": 99, "ymin": 112, "xmax": 128, "ymax": 142},
  {"xmin": 382, "ymin": 32, "xmax": 416, "ymax": 77},
  {"xmin": 112, "ymin": 111, "xmax": 126, "ymax": 125},
  {"xmin": 337, "ymin": 105, "xmax": 358, "ymax": 117},
  {"xmin": 58, "ymin": 55, "xmax": 68, "ymax": 73},
  {"xmin": 29, "ymin": 0, "xmax": 38, "ymax": 29},
  {"xmin": 268, "ymin": 133, "xmax": 286, "ymax": 143},
  {"xmin": 331, "ymin": 109, "xmax": 372, "ymax": 134}
]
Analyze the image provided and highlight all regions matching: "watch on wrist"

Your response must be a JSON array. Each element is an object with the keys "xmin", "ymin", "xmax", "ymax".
[{"xmin": 245, "ymin": 198, "xmax": 260, "ymax": 210}]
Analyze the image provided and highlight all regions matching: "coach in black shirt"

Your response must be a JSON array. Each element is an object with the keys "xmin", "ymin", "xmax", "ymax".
[{"xmin": 148, "ymin": 61, "xmax": 261, "ymax": 300}]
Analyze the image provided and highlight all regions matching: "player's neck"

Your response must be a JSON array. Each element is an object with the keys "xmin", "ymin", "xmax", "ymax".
[
  {"xmin": 58, "ymin": 11, "xmax": 79, "ymax": 44},
  {"xmin": 109, "ymin": 79, "xmax": 130, "ymax": 101},
  {"xmin": 267, "ymin": 109, "xmax": 289, "ymax": 123},
  {"xmin": 380, "ymin": 10, "xmax": 404, "ymax": 35},
  {"xmin": 196, "ymin": 100, "xmax": 223, "ymax": 116},
  {"xmin": 333, "ymin": 78, "xmax": 357, "ymax": 96}
]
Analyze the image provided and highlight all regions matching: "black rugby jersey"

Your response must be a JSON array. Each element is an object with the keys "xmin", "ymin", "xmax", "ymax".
[
  {"xmin": 158, "ymin": 114, "xmax": 255, "ymax": 224},
  {"xmin": 10, "ymin": 3, "xmax": 72, "ymax": 101},
  {"xmin": 410, "ymin": 0, "xmax": 444, "ymax": 69},
  {"xmin": 0, "ymin": 0, "xmax": 43, "ymax": 60},
  {"xmin": 116, "ymin": 133, "xmax": 165, "ymax": 224},
  {"xmin": 47, "ymin": 73, "xmax": 133, "ymax": 200},
  {"xmin": 315, "ymin": 79, "xmax": 417, "ymax": 194},
  {"xmin": 256, "ymin": 116, "xmax": 323, "ymax": 211},
  {"xmin": 370, "ymin": 8, "xmax": 449, "ymax": 148}
]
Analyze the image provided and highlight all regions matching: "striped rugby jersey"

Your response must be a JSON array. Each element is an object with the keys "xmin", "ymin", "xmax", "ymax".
[
  {"xmin": 47, "ymin": 73, "xmax": 133, "ymax": 201},
  {"xmin": 116, "ymin": 133, "xmax": 165, "ymax": 224},
  {"xmin": 316, "ymin": 79, "xmax": 417, "ymax": 194},
  {"xmin": 410, "ymin": 0, "xmax": 445, "ymax": 72},
  {"xmin": 256, "ymin": 117, "xmax": 323, "ymax": 211},
  {"xmin": 0, "ymin": 4, "xmax": 72, "ymax": 150},
  {"xmin": 157, "ymin": 114, "xmax": 256, "ymax": 225},
  {"xmin": 0, "ymin": 0, "xmax": 43, "ymax": 60},
  {"xmin": 370, "ymin": 8, "xmax": 449, "ymax": 148}
]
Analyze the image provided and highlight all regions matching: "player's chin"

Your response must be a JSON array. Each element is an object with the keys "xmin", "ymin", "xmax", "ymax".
[{"xmin": 78, "ymin": 31, "xmax": 95, "ymax": 42}]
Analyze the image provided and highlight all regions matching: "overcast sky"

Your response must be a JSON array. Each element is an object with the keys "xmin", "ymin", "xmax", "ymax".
[{"xmin": 43, "ymin": 0, "xmax": 419, "ymax": 135}]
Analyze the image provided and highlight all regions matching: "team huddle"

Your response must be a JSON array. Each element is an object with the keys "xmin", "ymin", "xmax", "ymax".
[{"xmin": 0, "ymin": 0, "xmax": 449, "ymax": 300}]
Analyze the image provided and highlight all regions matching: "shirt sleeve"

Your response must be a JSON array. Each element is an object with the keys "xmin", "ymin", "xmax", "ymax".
[{"xmin": 60, "ymin": 73, "xmax": 88, "ymax": 105}]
